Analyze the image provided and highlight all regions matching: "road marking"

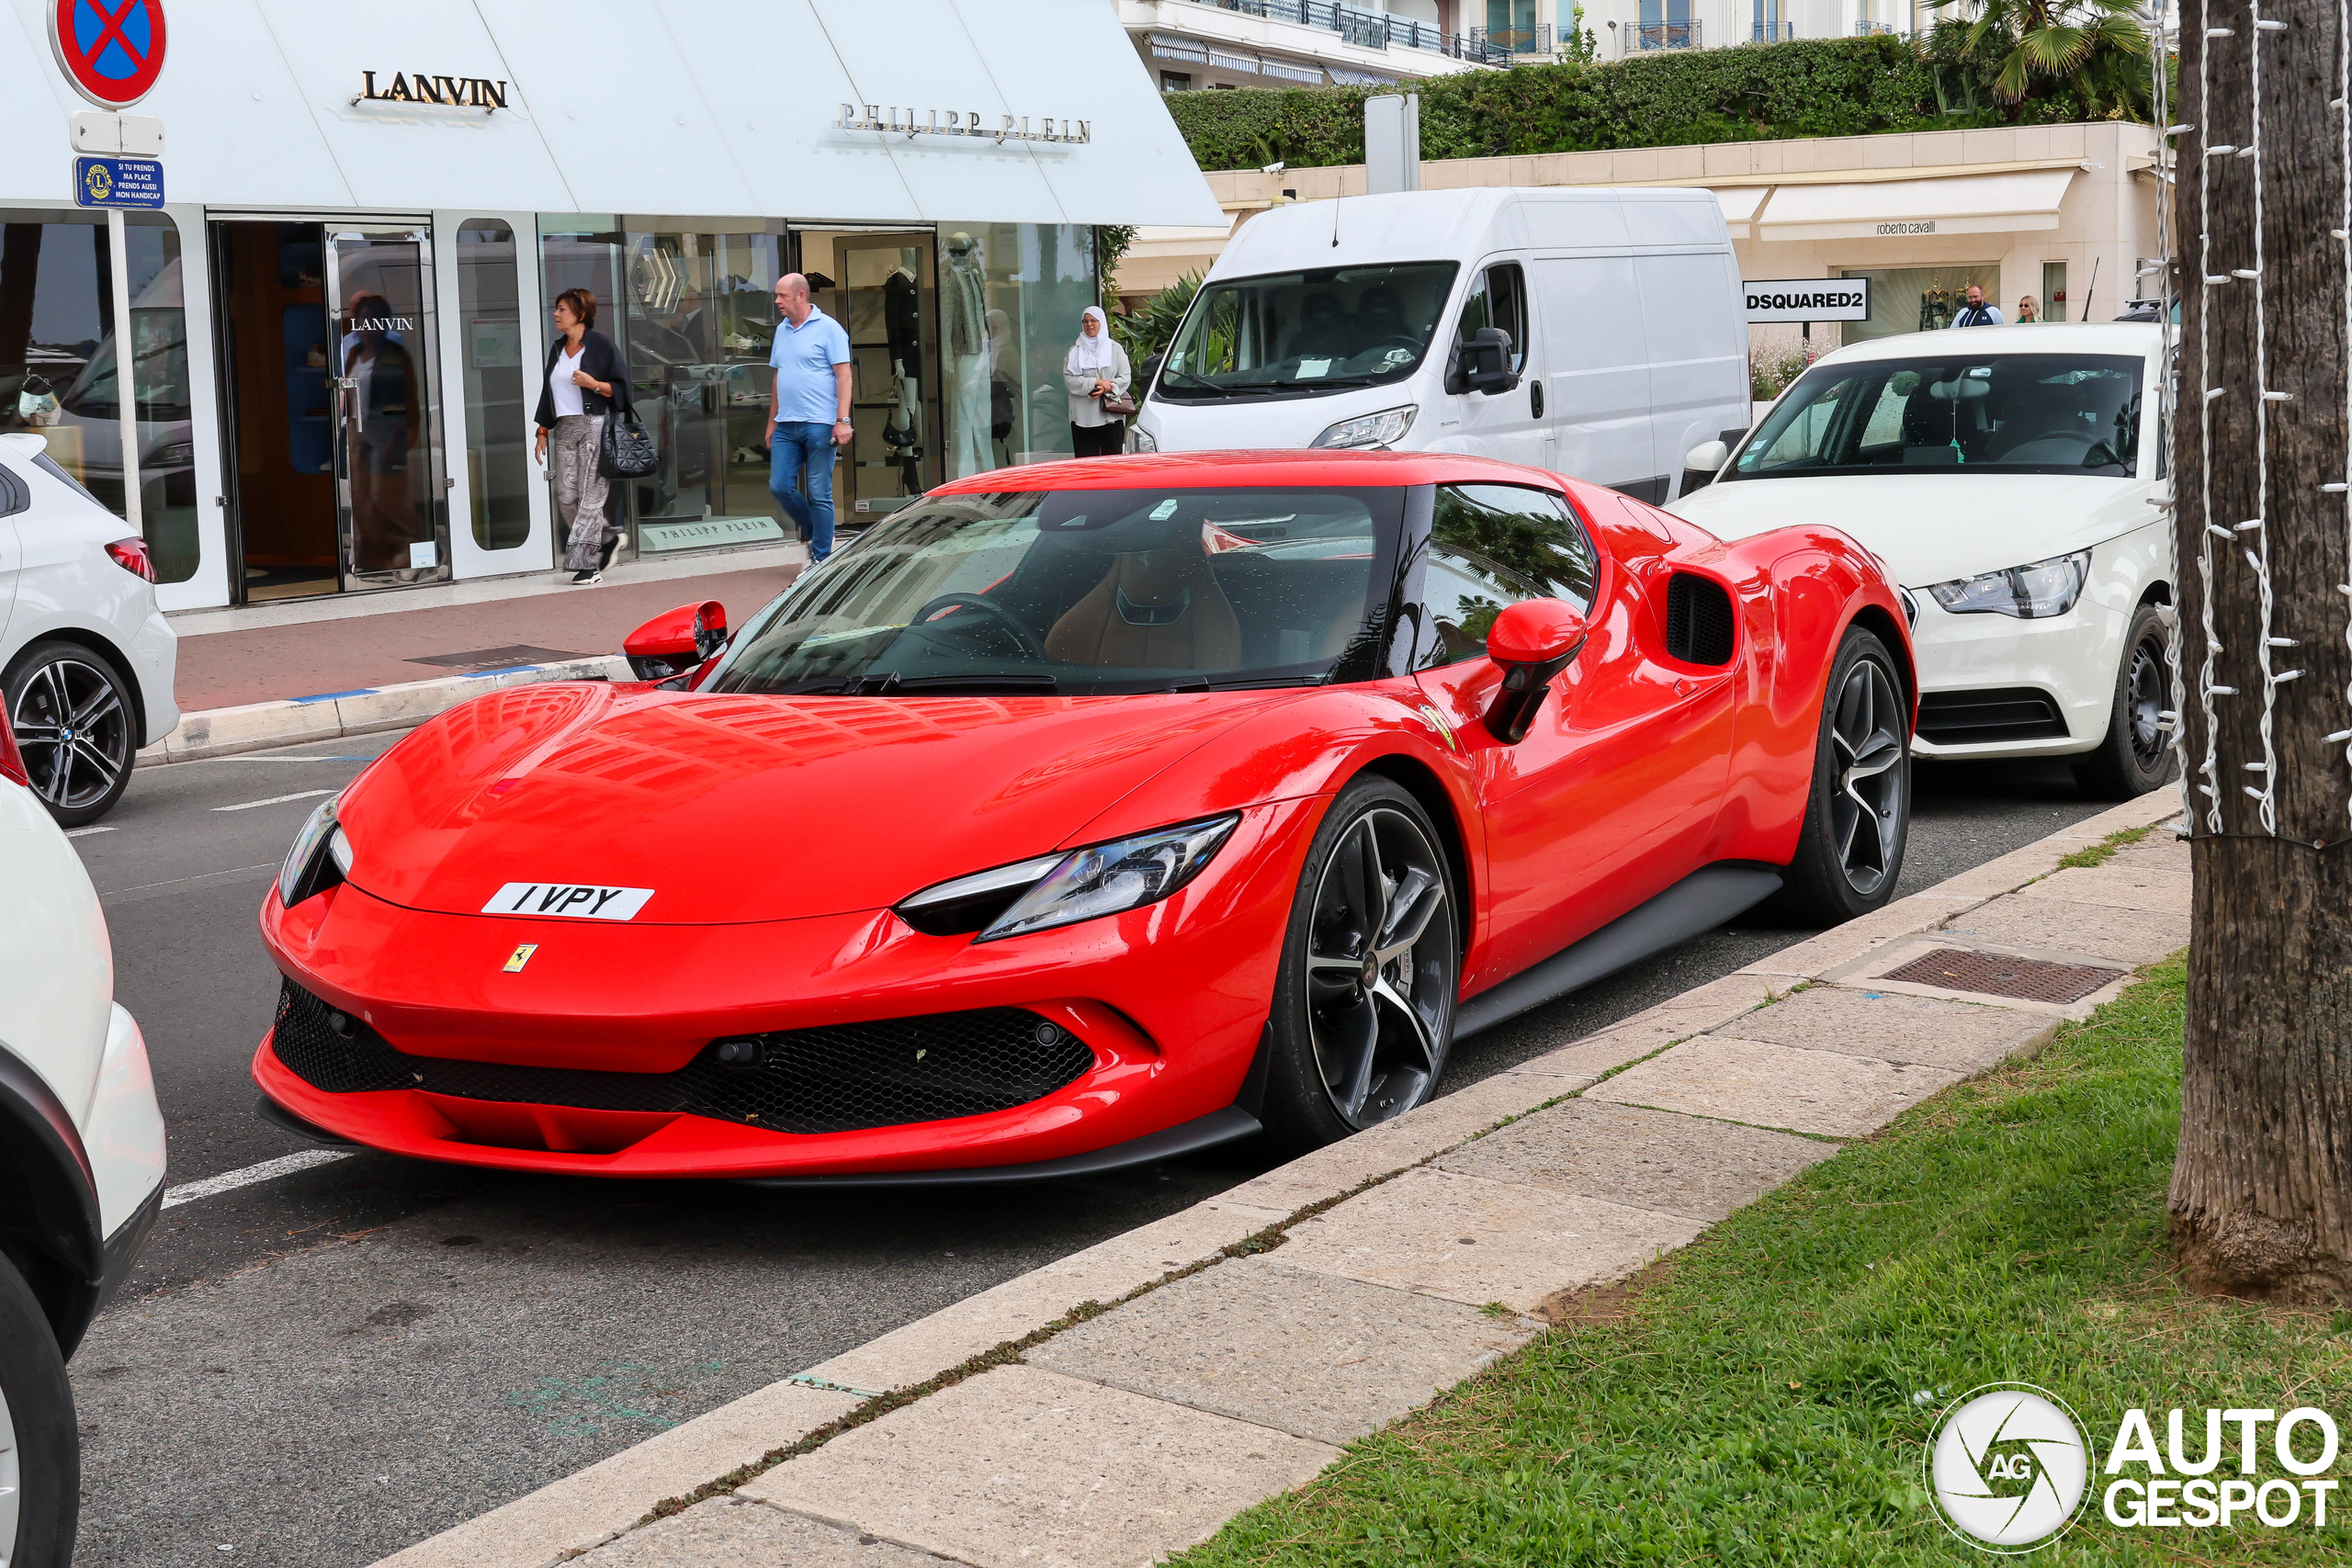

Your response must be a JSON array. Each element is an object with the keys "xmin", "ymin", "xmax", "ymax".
[
  {"xmin": 160, "ymin": 1148, "xmax": 355, "ymax": 1210},
  {"xmin": 213, "ymin": 789, "xmax": 336, "ymax": 813},
  {"xmin": 66, "ymin": 825, "xmax": 115, "ymax": 838},
  {"xmin": 102, "ymin": 861, "xmax": 279, "ymax": 898}
]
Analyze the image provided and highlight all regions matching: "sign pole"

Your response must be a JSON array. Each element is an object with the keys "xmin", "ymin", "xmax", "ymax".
[{"xmin": 107, "ymin": 205, "xmax": 141, "ymax": 537}]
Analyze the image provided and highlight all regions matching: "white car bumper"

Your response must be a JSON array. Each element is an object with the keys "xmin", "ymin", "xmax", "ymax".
[
  {"xmin": 128, "ymin": 603, "xmax": 180, "ymax": 747},
  {"xmin": 1907, "ymin": 592, "xmax": 2128, "ymax": 761}
]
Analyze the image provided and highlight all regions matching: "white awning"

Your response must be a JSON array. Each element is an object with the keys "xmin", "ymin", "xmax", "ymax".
[
  {"xmin": 1326, "ymin": 65, "xmax": 1397, "ymax": 85},
  {"xmin": 1756, "ymin": 167, "xmax": 2081, "ymax": 243},
  {"xmin": 1708, "ymin": 185, "xmax": 1770, "ymax": 240},
  {"xmin": 1149, "ymin": 31, "xmax": 1212, "ymax": 62},
  {"xmin": 1259, "ymin": 57, "xmax": 1328, "ymax": 85},
  {"xmin": 1206, "ymin": 44, "xmax": 1260, "ymax": 72}
]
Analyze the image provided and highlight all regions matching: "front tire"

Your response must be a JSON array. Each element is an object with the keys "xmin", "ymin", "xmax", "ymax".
[
  {"xmin": 1771, "ymin": 626, "xmax": 1911, "ymax": 927},
  {"xmin": 0, "ymin": 1252, "xmax": 80, "ymax": 1568},
  {"xmin": 4, "ymin": 640, "xmax": 138, "ymax": 827},
  {"xmin": 1258, "ymin": 777, "xmax": 1460, "ymax": 1156},
  {"xmin": 2072, "ymin": 602, "xmax": 2177, "ymax": 799}
]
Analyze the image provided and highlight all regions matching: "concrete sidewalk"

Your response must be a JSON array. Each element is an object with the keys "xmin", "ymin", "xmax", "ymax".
[
  {"xmin": 371, "ymin": 789, "xmax": 2190, "ymax": 1568},
  {"xmin": 141, "ymin": 546, "xmax": 805, "ymax": 764}
]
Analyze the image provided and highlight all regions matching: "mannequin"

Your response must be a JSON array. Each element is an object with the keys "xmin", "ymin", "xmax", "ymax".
[
  {"xmin": 944, "ymin": 231, "xmax": 991, "ymax": 478},
  {"xmin": 883, "ymin": 259, "xmax": 923, "ymax": 483}
]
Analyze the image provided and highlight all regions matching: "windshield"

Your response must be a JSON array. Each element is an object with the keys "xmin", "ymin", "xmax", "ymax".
[
  {"xmin": 705, "ymin": 485, "xmax": 1403, "ymax": 696},
  {"xmin": 1153, "ymin": 263, "xmax": 1459, "ymax": 402},
  {"xmin": 1728, "ymin": 353, "xmax": 2144, "ymax": 479}
]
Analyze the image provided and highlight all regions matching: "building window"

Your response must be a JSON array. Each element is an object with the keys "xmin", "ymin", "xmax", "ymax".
[
  {"xmin": 455, "ymin": 220, "xmax": 530, "ymax": 551},
  {"xmin": 939, "ymin": 225, "xmax": 1096, "ymax": 477},
  {"xmin": 0, "ymin": 211, "xmax": 195, "ymax": 581},
  {"xmin": 1838, "ymin": 265, "xmax": 2002, "ymax": 340},
  {"xmin": 2041, "ymin": 260, "xmax": 2068, "ymax": 322},
  {"xmin": 1159, "ymin": 71, "xmax": 1192, "ymax": 92}
]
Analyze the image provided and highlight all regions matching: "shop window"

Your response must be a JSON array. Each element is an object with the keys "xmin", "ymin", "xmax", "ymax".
[
  {"xmin": 939, "ymin": 224, "xmax": 1097, "ymax": 478},
  {"xmin": 456, "ymin": 220, "xmax": 530, "ymax": 551},
  {"xmin": 1838, "ymin": 264, "xmax": 2001, "ymax": 343},
  {"xmin": 0, "ymin": 211, "xmax": 196, "ymax": 581},
  {"xmin": 2041, "ymin": 261, "xmax": 2068, "ymax": 322},
  {"xmin": 538, "ymin": 217, "xmax": 631, "ymax": 549}
]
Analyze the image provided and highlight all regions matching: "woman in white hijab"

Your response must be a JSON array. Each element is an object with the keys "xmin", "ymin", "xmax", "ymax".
[{"xmin": 1061, "ymin": 305, "xmax": 1133, "ymax": 458}]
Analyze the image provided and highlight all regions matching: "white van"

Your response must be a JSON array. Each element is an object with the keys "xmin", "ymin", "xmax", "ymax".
[{"xmin": 1135, "ymin": 186, "xmax": 1751, "ymax": 502}]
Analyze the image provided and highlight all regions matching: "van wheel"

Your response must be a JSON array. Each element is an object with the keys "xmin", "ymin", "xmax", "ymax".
[
  {"xmin": 1258, "ymin": 778, "xmax": 1460, "ymax": 1156},
  {"xmin": 3, "ymin": 641, "xmax": 137, "ymax": 827},
  {"xmin": 1770, "ymin": 626, "xmax": 1911, "ymax": 927},
  {"xmin": 0, "ymin": 1251, "xmax": 80, "ymax": 1568},
  {"xmin": 2073, "ymin": 603, "xmax": 2177, "ymax": 799}
]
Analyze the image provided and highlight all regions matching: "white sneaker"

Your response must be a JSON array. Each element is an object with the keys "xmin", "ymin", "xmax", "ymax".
[{"xmin": 571, "ymin": 570, "xmax": 602, "ymax": 585}]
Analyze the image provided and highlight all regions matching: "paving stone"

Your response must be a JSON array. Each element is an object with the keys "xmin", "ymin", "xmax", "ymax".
[
  {"xmin": 1712, "ymin": 985, "xmax": 2057, "ymax": 1074},
  {"xmin": 1497, "ymin": 973, "xmax": 1790, "ymax": 1086},
  {"xmin": 2107, "ymin": 830, "xmax": 2191, "ymax": 873},
  {"xmin": 800, "ymin": 1198, "xmax": 1285, "ymax": 1397},
  {"xmin": 1924, "ymin": 836, "xmax": 2109, "ymax": 899},
  {"xmin": 743, "ymin": 1364, "xmax": 1340, "ymax": 1568},
  {"xmin": 2026, "ymin": 863, "xmax": 2192, "ymax": 917},
  {"xmin": 572, "ymin": 1497, "xmax": 953, "ymax": 1567},
  {"xmin": 1736, "ymin": 892, "xmax": 1982, "ymax": 979},
  {"xmin": 1939, "ymin": 896, "xmax": 2189, "ymax": 967},
  {"xmin": 1273, "ymin": 1168, "xmax": 1703, "ymax": 1312},
  {"xmin": 1218, "ymin": 1071, "xmax": 1564, "ymax": 1213},
  {"xmin": 1435, "ymin": 1099, "xmax": 1835, "ymax": 1223},
  {"xmin": 1588, "ymin": 1036, "xmax": 1960, "ymax": 1138},
  {"xmin": 1025, "ymin": 1256, "xmax": 1539, "ymax": 1444}
]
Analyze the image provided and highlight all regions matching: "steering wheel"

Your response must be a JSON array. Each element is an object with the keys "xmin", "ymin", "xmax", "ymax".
[
  {"xmin": 2014, "ymin": 425, "xmax": 2094, "ymax": 451},
  {"xmin": 909, "ymin": 593, "xmax": 1049, "ymax": 661},
  {"xmin": 1366, "ymin": 333, "xmax": 1422, "ymax": 355}
]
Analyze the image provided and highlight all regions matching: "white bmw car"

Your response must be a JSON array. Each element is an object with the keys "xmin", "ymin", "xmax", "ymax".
[
  {"xmin": 0, "ymin": 431, "xmax": 181, "ymax": 825},
  {"xmin": 0, "ymin": 710, "xmax": 168, "ymax": 1565},
  {"xmin": 1672, "ymin": 323, "xmax": 2172, "ymax": 796}
]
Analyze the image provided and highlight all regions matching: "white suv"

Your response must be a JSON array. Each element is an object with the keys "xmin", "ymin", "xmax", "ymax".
[
  {"xmin": 0, "ymin": 432, "xmax": 180, "ymax": 825},
  {"xmin": 0, "ymin": 713, "xmax": 168, "ymax": 1566}
]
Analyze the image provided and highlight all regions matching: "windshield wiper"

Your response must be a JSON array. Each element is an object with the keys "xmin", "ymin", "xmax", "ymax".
[
  {"xmin": 1157, "ymin": 368, "xmax": 1230, "ymax": 396},
  {"xmin": 879, "ymin": 673, "xmax": 1060, "ymax": 694},
  {"xmin": 1227, "ymin": 375, "xmax": 1385, "ymax": 392},
  {"xmin": 1154, "ymin": 674, "xmax": 1328, "ymax": 693}
]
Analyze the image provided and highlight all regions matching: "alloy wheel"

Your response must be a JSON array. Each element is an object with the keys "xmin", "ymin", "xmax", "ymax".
[
  {"xmin": 1302, "ymin": 806, "xmax": 1454, "ymax": 1130},
  {"xmin": 9, "ymin": 655, "xmax": 130, "ymax": 814},
  {"xmin": 0, "ymin": 1373, "xmax": 17, "ymax": 1568},
  {"xmin": 1829, "ymin": 658, "xmax": 1906, "ymax": 897},
  {"xmin": 2126, "ymin": 632, "xmax": 2171, "ymax": 771}
]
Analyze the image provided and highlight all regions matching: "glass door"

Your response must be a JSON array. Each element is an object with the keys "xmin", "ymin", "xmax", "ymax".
[
  {"xmin": 324, "ymin": 227, "xmax": 449, "ymax": 588},
  {"xmin": 829, "ymin": 232, "xmax": 940, "ymax": 531}
]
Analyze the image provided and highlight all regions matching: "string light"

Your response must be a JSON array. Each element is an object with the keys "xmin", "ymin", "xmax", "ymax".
[{"xmin": 2193, "ymin": 0, "xmax": 2226, "ymax": 832}]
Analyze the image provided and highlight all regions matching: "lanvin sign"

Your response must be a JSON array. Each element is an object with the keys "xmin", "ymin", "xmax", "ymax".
[
  {"xmin": 356, "ymin": 71, "xmax": 509, "ymax": 109},
  {"xmin": 833, "ymin": 104, "xmax": 1091, "ymax": 144}
]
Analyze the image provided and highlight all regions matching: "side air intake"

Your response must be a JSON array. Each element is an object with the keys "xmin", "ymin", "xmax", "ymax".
[{"xmin": 1665, "ymin": 573, "xmax": 1736, "ymax": 665}]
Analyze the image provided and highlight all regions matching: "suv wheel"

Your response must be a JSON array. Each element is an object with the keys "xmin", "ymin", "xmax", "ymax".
[
  {"xmin": 3, "ymin": 640, "xmax": 137, "ymax": 827},
  {"xmin": 0, "ymin": 1251, "xmax": 79, "ymax": 1567}
]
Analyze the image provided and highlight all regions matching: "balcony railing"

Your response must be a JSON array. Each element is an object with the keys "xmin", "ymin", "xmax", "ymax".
[
  {"xmin": 1636, "ymin": 19, "xmax": 1703, "ymax": 49},
  {"xmin": 1471, "ymin": 23, "xmax": 1556, "ymax": 54},
  {"xmin": 1752, "ymin": 20, "xmax": 1794, "ymax": 39},
  {"xmin": 1171, "ymin": 0, "xmax": 1514, "ymax": 65},
  {"xmin": 1853, "ymin": 17, "xmax": 1897, "ymax": 32}
]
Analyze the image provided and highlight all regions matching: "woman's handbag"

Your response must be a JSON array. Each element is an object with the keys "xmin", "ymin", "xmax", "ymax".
[
  {"xmin": 1098, "ymin": 390, "xmax": 1138, "ymax": 420},
  {"xmin": 596, "ymin": 387, "xmax": 658, "ymax": 480}
]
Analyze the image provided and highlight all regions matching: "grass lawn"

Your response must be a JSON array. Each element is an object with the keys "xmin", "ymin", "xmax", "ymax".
[{"xmin": 1174, "ymin": 958, "xmax": 2352, "ymax": 1564}]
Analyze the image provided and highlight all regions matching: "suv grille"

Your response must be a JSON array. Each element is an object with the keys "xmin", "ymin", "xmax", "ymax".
[{"xmin": 268, "ymin": 979, "xmax": 1096, "ymax": 1134}]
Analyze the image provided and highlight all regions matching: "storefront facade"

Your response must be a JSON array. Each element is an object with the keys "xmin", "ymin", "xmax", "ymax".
[{"xmin": 1, "ymin": 0, "xmax": 1219, "ymax": 611}]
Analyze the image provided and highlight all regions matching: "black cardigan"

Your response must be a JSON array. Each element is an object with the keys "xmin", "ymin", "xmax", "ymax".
[{"xmin": 533, "ymin": 329, "xmax": 633, "ymax": 428}]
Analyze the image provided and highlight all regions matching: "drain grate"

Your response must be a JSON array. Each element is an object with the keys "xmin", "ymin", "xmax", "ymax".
[{"xmin": 1879, "ymin": 947, "xmax": 2124, "ymax": 1004}]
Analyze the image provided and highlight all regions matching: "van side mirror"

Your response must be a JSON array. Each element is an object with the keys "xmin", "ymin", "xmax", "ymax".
[
  {"xmin": 1483, "ymin": 598, "xmax": 1589, "ymax": 744},
  {"xmin": 625, "ymin": 600, "xmax": 728, "ymax": 682},
  {"xmin": 1448, "ymin": 328, "xmax": 1521, "ymax": 397},
  {"xmin": 1141, "ymin": 353, "xmax": 1164, "ymax": 391}
]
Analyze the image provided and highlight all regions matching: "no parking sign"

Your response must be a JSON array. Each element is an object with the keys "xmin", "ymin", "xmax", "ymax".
[{"xmin": 49, "ymin": 0, "xmax": 168, "ymax": 109}]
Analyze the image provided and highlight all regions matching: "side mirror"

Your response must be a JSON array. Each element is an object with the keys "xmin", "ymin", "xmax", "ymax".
[
  {"xmin": 1483, "ymin": 599, "xmax": 1588, "ymax": 744},
  {"xmin": 625, "ymin": 600, "xmax": 728, "ymax": 682},
  {"xmin": 1679, "ymin": 438, "xmax": 1730, "ymax": 495},
  {"xmin": 1448, "ymin": 327, "xmax": 1521, "ymax": 397},
  {"xmin": 1140, "ymin": 353, "xmax": 1164, "ymax": 392}
]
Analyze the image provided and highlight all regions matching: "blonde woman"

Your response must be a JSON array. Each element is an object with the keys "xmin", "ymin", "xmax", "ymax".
[{"xmin": 2017, "ymin": 294, "xmax": 2042, "ymax": 323}]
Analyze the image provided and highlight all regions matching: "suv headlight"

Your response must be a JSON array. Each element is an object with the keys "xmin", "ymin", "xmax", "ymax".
[
  {"xmin": 277, "ymin": 795, "xmax": 354, "ymax": 907},
  {"xmin": 1309, "ymin": 405, "xmax": 1417, "ymax": 450},
  {"xmin": 1925, "ymin": 550, "xmax": 2091, "ymax": 619},
  {"xmin": 896, "ymin": 816, "xmax": 1240, "ymax": 942}
]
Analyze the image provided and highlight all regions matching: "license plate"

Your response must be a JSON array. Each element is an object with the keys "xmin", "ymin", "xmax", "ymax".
[{"xmin": 483, "ymin": 882, "xmax": 656, "ymax": 920}]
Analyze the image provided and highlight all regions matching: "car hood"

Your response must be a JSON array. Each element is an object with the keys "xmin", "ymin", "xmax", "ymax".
[
  {"xmin": 1668, "ymin": 472, "xmax": 2158, "ymax": 587},
  {"xmin": 336, "ymin": 682, "xmax": 1302, "ymax": 925}
]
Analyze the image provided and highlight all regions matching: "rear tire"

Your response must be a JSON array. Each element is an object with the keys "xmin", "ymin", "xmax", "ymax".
[
  {"xmin": 2072, "ymin": 602, "xmax": 2177, "ymax": 800},
  {"xmin": 1258, "ymin": 777, "xmax": 1460, "ymax": 1156},
  {"xmin": 0, "ymin": 1251, "xmax": 80, "ymax": 1568},
  {"xmin": 1770, "ymin": 626, "xmax": 1911, "ymax": 928},
  {"xmin": 3, "ymin": 639, "xmax": 138, "ymax": 827}
]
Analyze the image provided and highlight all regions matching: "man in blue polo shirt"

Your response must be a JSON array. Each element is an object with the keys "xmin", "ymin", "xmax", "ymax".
[{"xmin": 766, "ymin": 273, "xmax": 854, "ymax": 563}]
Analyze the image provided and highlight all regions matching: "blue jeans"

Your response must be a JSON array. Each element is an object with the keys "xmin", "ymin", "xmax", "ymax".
[{"xmin": 769, "ymin": 422, "xmax": 837, "ymax": 561}]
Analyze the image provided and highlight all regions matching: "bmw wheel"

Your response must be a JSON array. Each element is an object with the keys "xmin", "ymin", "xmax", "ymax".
[
  {"xmin": 0, "ymin": 1251, "xmax": 79, "ymax": 1568},
  {"xmin": 1260, "ymin": 777, "xmax": 1460, "ymax": 1154},
  {"xmin": 4, "ymin": 641, "xmax": 138, "ymax": 827},
  {"xmin": 2073, "ymin": 603, "xmax": 2177, "ymax": 799},
  {"xmin": 1771, "ymin": 626, "xmax": 1911, "ymax": 927}
]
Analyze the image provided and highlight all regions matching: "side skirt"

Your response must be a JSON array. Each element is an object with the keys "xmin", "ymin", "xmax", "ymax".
[{"xmin": 1453, "ymin": 863, "xmax": 1783, "ymax": 1040}]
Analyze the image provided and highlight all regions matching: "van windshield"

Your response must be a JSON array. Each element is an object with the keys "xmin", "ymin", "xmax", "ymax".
[{"xmin": 1153, "ymin": 263, "xmax": 1458, "ymax": 402}]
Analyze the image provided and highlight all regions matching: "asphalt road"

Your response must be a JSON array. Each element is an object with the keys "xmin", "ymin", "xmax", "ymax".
[{"xmin": 69, "ymin": 732, "xmax": 2118, "ymax": 1568}]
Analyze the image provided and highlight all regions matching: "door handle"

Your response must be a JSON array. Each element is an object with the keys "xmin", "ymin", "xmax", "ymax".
[
  {"xmin": 335, "ymin": 376, "xmax": 363, "ymax": 436},
  {"xmin": 1530, "ymin": 379, "xmax": 1544, "ymax": 419}
]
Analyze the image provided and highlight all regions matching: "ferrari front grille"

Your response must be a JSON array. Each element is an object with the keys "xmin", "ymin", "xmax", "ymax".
[{"xmin": 267, "ymin": 978, "xmax": 1097, "ymax": 1134}]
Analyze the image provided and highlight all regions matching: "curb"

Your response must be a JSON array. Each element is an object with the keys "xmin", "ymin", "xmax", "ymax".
[
  {"xmin": 135, "ymin": 658, "xmax": 631, "ymax": 767},
  {"xmin": 370, "ymin": 786, "xmax": 2188, "ymax": 1568}
]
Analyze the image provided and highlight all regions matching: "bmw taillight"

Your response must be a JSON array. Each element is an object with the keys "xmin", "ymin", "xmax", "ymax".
[
  {"xmin": 107, "ymin": 537, "xmax": 156, "ymax": 582},
  {"xmin": 0, "ymin": 707, "xmax": 28, "ymax": 790}
]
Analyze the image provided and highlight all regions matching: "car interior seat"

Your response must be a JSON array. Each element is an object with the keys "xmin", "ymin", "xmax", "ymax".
[{"xmin": 1044, "ymin": 526, "xmax": 1244, "ymax": 671}]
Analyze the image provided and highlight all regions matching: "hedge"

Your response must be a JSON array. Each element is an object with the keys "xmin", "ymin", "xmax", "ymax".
[{"xmin": 1164, "ymin": 30, "xmax": 2153, "ymax": 175}]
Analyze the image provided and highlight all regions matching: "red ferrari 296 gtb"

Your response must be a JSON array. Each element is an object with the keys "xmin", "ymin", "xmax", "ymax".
[{"xmin": 254, "ymin": 450, "xmax": 1915, "ymax": 1183}]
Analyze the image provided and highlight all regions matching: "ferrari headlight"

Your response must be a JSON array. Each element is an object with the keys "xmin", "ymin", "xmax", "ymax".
[
  {"xmin": 1309, "ymin": 404, "xmax": 1417, "ymax": 450},
  {"xmin": 895, "ymin": 816, "xmax": 1240, "ymax": 941},
  {"xmin": 1925, "ymin": 550, "xmax": 2091, "ymax": 619},
  {"xmin": 277, "ymin": 795, "xmax": 352, "ymax": 907}
]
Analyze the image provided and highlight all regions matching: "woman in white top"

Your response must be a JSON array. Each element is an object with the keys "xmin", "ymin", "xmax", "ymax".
[
  {"xmin": 531, "ymin": 288, "xmax": 630, "ymax": 583},
  {"xmin": 1061, "ymin": 306, "xmax": 1133, "ymax": 459}
]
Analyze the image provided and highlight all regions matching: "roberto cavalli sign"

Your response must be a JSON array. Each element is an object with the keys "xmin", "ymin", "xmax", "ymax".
[{"xmin": 1744, "ymin": 278, "xmax": 1871, "ymax": 324}]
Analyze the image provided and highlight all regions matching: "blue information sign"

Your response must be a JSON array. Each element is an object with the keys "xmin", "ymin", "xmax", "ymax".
[{"xmin": 73, "ymin": 154, "xmax": 165, "ymax": 209}]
